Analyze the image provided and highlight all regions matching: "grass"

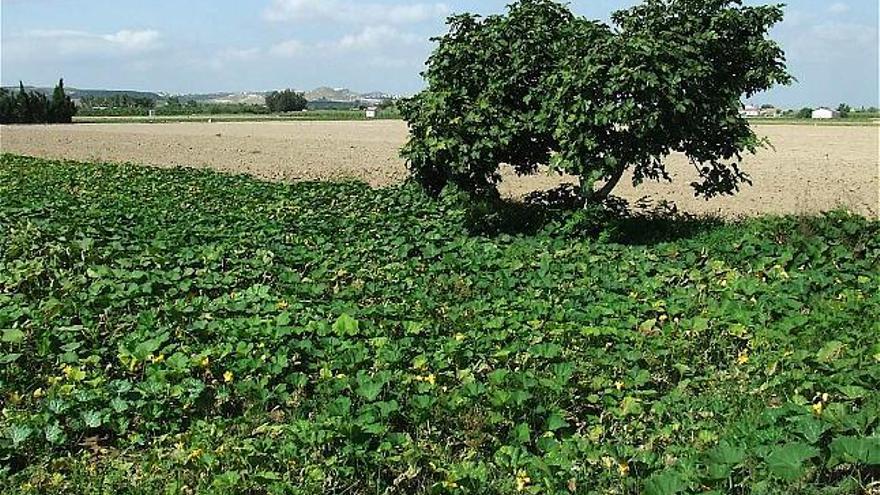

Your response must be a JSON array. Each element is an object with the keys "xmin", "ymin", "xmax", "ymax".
[
  {"xmin": 73, "ymin": 109, "xmax": 401, "ymax": 124},
  {"xmin": 1, "ymin": 154, "xmax": 878, "ymax": 494},
  {"xmin": 746, "ymin": 118, "xmax": 879, "ymax": 126}
]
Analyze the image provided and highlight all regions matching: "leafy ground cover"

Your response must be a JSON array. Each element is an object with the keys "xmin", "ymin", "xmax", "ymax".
[{"xmin": 1, "ymin": 154, "xmax": 878, "ymax": 494}]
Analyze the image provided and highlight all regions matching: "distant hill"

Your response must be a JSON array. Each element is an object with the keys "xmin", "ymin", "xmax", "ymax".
[
  {"xmin": 2, "ymin": 85, "xmax": 397, "ymax": 106},
  {"xmin": 303, "ymin": 87, "xmax": 361, "ymax": 102}
]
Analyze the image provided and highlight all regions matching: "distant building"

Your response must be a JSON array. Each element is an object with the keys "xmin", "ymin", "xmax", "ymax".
[
  {"xmin": 812, "ymin": 108, "xmax": 840, "ymax": 119},
  {"xmin": 760, "ymin": 107, "xmax": 781, "ymax": 118},
  {"xmin": 739, "ymin": 104, "xmax": 760, "ymax": 118},
  {"xmin": 365, "ymin": 107, "xmax": 377, "ymax": 119}
]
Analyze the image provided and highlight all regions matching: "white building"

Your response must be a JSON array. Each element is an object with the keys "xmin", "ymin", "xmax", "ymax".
[
  {"xmin": 365, "ymin": 107, "xmax": 377, "ymax": 119},
  {"xmin": 739, "ymin": 104, "xmax": 760, "ymax": 118},
  {"xmin": 811, "ymin": 108, "xmax": 840, "ymax": 119}
]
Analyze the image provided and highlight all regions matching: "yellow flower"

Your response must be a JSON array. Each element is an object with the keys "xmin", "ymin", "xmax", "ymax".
[
  {"xmin": 150, "ymin": 354, "xmax": 165, "ymax": 364},
  {"xmin": 614, "ymin": 381, "xmax": 625, "ymax": 391},
  {"xmin": 454, "ymin": 333, "xmax": 466, "ymax": 342},
  {"xmin": 33, "ymin": 388, "xmax": 45, "ymax": 398},
  {"xmin": 426, "ymin": 374, "xmax": 436, "ymax": 386},
  {"xmin": 200, "ymin": 356, "xmax": 210, "ymax": 367},
  {"xmin": 737, "ymin": 351, "xmax": 749, "ymax": 365},
  {"xmin": 277, "ymin": 300, "xmax": 289, "ymax": 309},
  {"xmin": 812, "ymin": 402, "xmax": 823, "ymax": 416},
  {"xmin": 618, "ymin": 461, "xmax": 630, "ymax": 476},
  {"xmin": 187, "ymin": 448, "xmax": 204, "ymax": 461},
  {"xmin": 515, "ymin": 470, "xmax": 531, "ymax": 491},
  {"xmin": 223, "ymin": 371, "xmax": 234, "ymax": 383}
]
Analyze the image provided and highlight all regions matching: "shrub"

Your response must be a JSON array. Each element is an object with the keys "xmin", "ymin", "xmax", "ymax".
[
  {"xmin": 265, "ymin": 89, "xmax": 308, "ymax": 112},
  {"xmin": 401, "ymin": 0, "xmax": 792, "ymax": 206},
  {"xmin": 796, "ymin": 107, "xmax": 814, "ymax": 119}
]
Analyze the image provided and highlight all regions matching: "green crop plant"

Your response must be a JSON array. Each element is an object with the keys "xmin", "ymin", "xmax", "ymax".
[{"xmin": 1, "ymin": 154, "xmax": 878, "ymax": 494}]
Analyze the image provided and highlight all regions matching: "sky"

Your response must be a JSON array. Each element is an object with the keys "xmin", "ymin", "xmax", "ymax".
[{"xmin": 1, "ymin": 0, "xmax": 878, "ymax": 107}]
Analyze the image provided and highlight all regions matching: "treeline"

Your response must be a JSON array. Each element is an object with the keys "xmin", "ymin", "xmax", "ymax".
[
  {"xmin": 81, "ymin": 94, "xmax": 156, "ymax": 110},
  {"xmin": 788, "ymin": 104, "xmax": 880, "ymax": 119},
  {"xmin": 78, "ymin": 101, "xmax": 271, "ymax": 117},
  {"xmin": 0, "ymin": 79, "xmax": 77, "ymax": 124}
]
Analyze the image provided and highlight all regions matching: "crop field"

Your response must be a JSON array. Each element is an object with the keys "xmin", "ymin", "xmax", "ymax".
[
  {"xmin": 1, "ymin": 154, "xmax": 878, "ymax": 494},
  {"xmin": 1, "ymin": 121, "xmax": 877, "ymax": 218}
]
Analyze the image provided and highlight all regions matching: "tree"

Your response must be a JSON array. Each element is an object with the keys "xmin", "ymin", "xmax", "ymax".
[
  {"xmin": 48, "ymin": 78, "xmax": 77, "ymax": 123},
  {"xmin": 796, "ymin": 107, "xmax": 813, "ymax": 119},
  {"xmin": 400, "ymin": 0, "xmax": 792, "ymax": 205},
  {"xmin": 265, "ymin": 89, "xmax": 308, "ymax": 112},
  {"xmin": 836, "ymin": 103, "xmax": 851, "ymax": 118}
]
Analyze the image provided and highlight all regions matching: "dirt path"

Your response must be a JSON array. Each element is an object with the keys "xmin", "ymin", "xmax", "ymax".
[{"xmin": 1, "ymin": 121, "xmax": 877, "ymax": 217}]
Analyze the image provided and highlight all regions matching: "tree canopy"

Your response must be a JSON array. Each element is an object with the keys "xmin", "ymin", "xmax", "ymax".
[
  {"xmin": 0, "ymin": 79, "xmax": 76, "ymax": 124},
  {"xmin": 401, "ymin": 0, "xmax": 792, "ymax": 204},
  {"xmin": 265, "ymin": 89, "xmax": 308, "ymax": 113}
]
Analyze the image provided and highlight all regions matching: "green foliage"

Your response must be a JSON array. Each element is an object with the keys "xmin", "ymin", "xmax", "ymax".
[
  {"xmin": 401, "ymin": 0, "xmax": 792, "ymax": 204},
  {"xmin": 1, "ymin": 154, "xmax": 879, "ymax": 494},
  {"xmin": 265, "ymin": 89, "xmax": 308, "ymax": 113},
  {"xmin": 0, "ymin": 79, "xmax": 76, "ymax": 124},
  {"xmin": 836, "ymin": 103, "xmax": 852, "ymax": 118},
  {"xmin": 80, "ymin": 93, "xmax": 156, "ymax": 110},
  {"xmin": 47, "ymin": 79, "xmax": 77, "ymax": 124},
  {"xmin": 796, "ymin": 107, "xmax": 814, "ymax": 119}
]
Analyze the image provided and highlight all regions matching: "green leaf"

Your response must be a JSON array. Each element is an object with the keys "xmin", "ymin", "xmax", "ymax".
[
  {"xmin": 829, "ymin": 436, "xmax": 880, "ymax": 466},
  {"xmin": 620, "ymin": 396, "xmax": 643, "ymax": 416},
  {"xmin": 2, "ymin": 328, "xmax": 25, "ymax": 344},
  {"xmin": 816, "ymin": 341, "xmax": 844, "ymax": 363},
  {"xmin": 789, "ymin": 415, "xmax": 829, "ymax": 445},
  {"xmin": 644, "ymin": 472, "xmax": 686, "ymax": 495},
  {"xmin": 8, "ymin": 424, "xmax": 32, "ymax": 446},
  {"xmin": 45, "ymin": 423, "xmax": 64, "ymax": 444},
  {"xmin": 276, "ymin": 312, "xmax": 291, "ymax": 326},
  {"xmin": 83, "ymin": 410, "xmax": 103, "ymax": 428},
  {"xmin": 546, "ymin": 412, "xmax": 568, "ymax": 432},
  {"xmin": 765, "ymin": 443, "xmax": 818, "ymax": 480},
  {"xmin": 355, "ymin": 372, "xmax": 386, "ymax": 402},
  {"xmin": 512, "ymin": 423, "xmax": 531, "ymax": 444},
  {"xmin": 333, "ymin": 313, "xmax": 360, "ymax": 336},
  {"xmin": 0, "ymin": 353, "xmax": 21, "ymax": 364}
]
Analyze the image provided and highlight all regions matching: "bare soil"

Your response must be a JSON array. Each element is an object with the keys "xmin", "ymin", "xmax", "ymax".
[{"xmin": 1, "ymin": 121, "xmax": 877, "ymax": 217}]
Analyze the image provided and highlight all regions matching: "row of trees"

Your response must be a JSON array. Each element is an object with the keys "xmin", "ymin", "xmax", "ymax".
[
  {"xmin": 81, "ymin": 94, "xmax": 156, "ymax": 110},
  {"xmin": 794, "ymin": 103, "xmax": 876, "ymax": 119},
  {"xmin": 0, "ymin": 79, "xmax": 77, "ymax": 124}
]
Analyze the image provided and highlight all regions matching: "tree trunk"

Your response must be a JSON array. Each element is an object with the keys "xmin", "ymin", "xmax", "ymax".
[{"xmin": 582, "ymin": 167, "xmax": 625, "ymax": 206}]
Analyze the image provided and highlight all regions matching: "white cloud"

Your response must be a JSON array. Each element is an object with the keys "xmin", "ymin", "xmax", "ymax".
[
  {"xmin": 207, "ymin": 47, "xmax": 263, "ymax": 70},
  {"xmin": 269, "ymin": 40, "xmax": 306, "ymax": 57},
  {"xmin": 219, "ymin": 47, "xmax": 262, "ymax": 60},
  {"xmin": 331, "ymin": 26, "xmax": 420, "ymax": 51},
  {"xmin": 264, "ymin": 0, "xmax": 448, "ymax": 25},
  {"xmin": 6, "ymin": 29, "xmax": 161, "ymax": 59},
  {"xmin": 809, "ymin": 21, "xmax": 877, "ymax": 46},
  {"xmin": 827, "ymin": 2, "xmax": 850, "ymax": 15},
  {"xmin": 267, "ymin": 26, "xmax": 421, "ymax": 58},
  {"xmin": 101, "ymin": 29, "xmax": 161, "ymax": 50}
]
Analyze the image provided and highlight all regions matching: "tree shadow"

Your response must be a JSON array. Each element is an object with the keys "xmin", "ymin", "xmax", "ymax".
[{"xmin": 465, "ymin": 184, "xmax": 725, "ymax": 245}]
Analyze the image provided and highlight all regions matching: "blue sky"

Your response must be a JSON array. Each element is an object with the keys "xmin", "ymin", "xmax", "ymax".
[{"xmin": 1, "ymin": 0, "xmax": 878, "ymax": 107}]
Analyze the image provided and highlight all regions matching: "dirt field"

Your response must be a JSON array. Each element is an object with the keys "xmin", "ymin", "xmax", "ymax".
[{"xmin": 1, "ymin": 121, "xmax": 877, "ymax": 217}]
